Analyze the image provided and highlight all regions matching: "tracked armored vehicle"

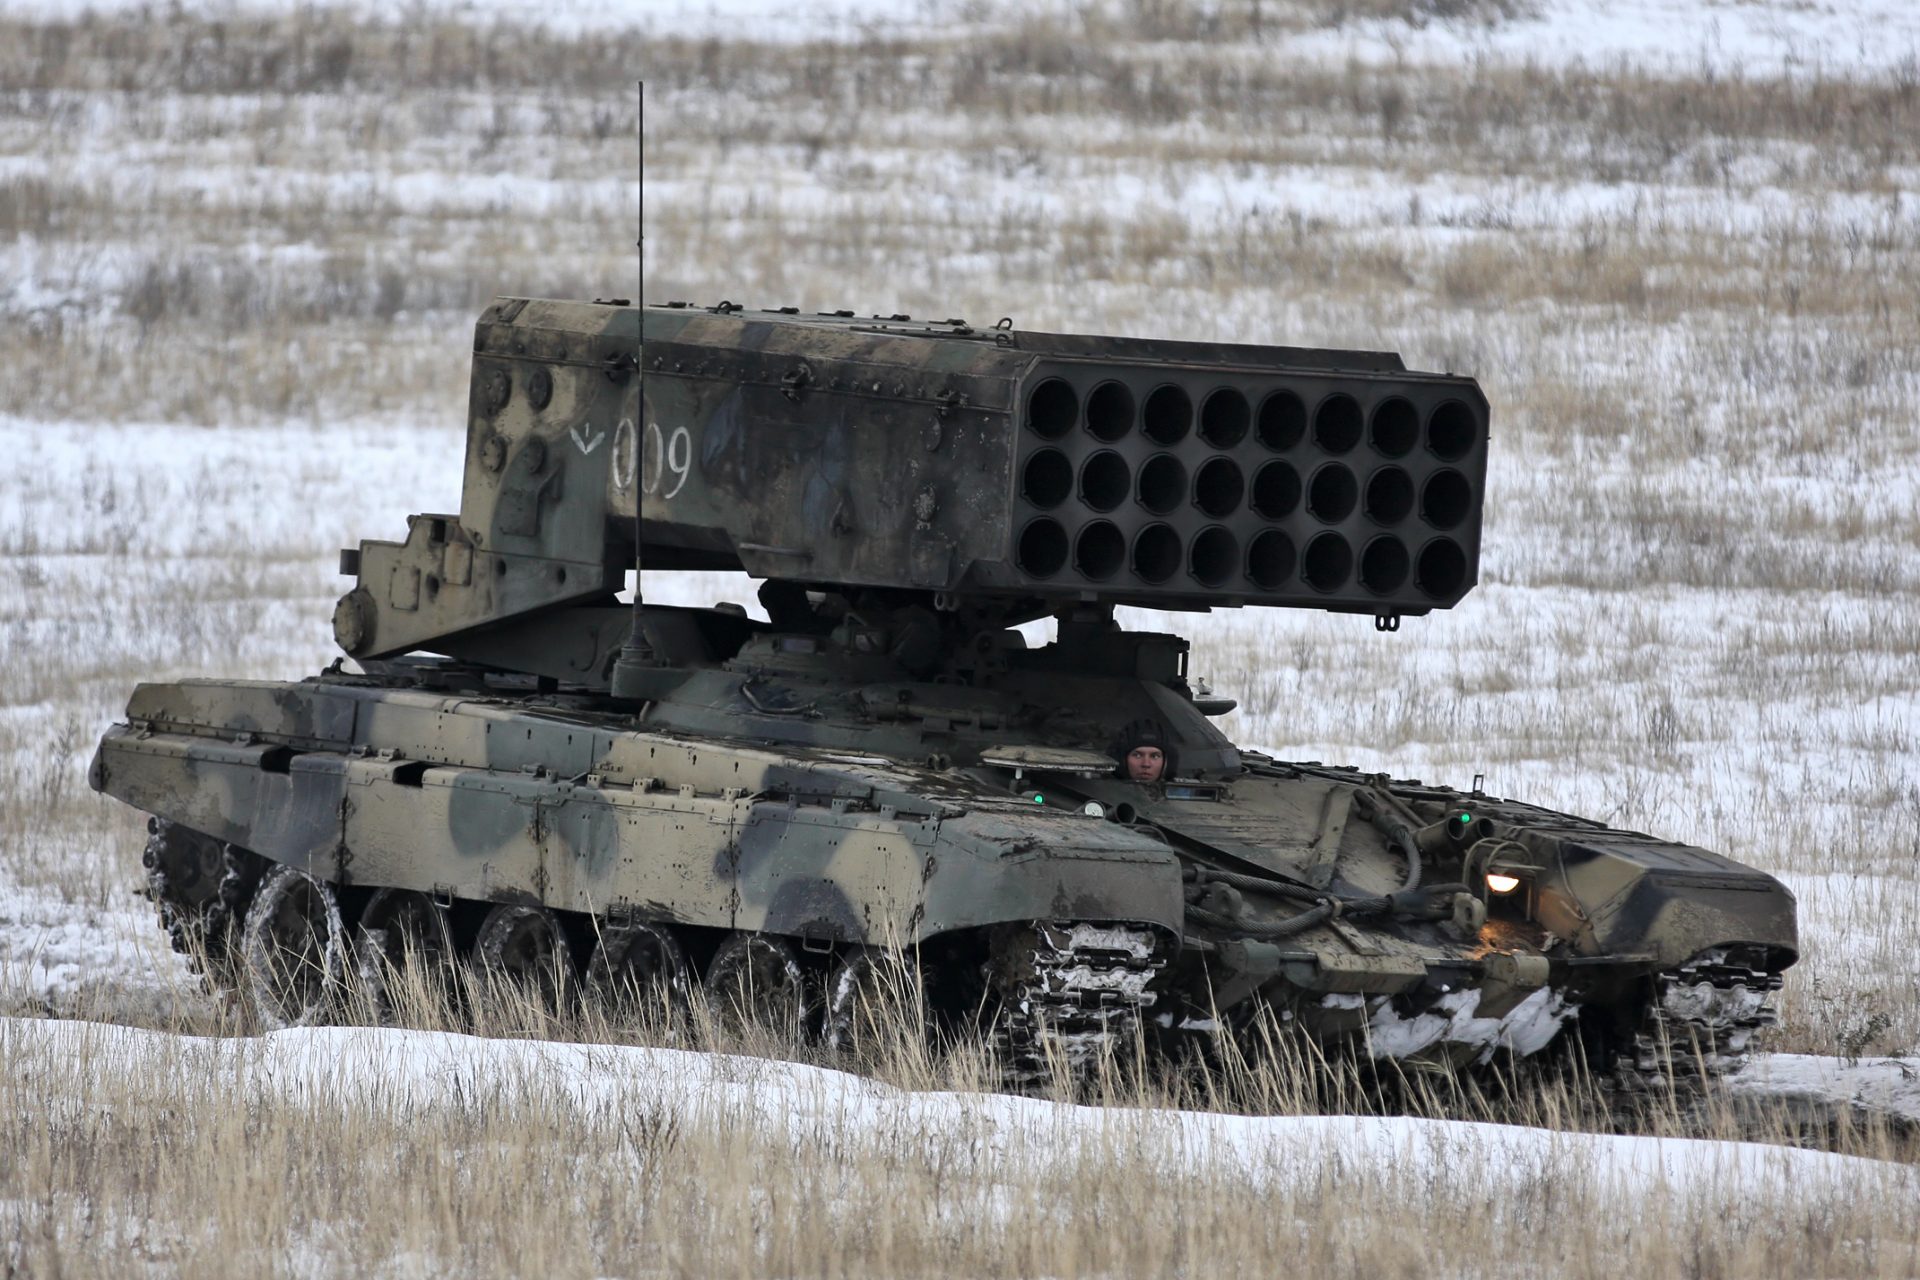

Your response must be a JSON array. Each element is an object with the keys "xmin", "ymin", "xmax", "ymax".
[{"xmin": 91, "ymin": 298, "xmax": 1796, "ymax": 1083}]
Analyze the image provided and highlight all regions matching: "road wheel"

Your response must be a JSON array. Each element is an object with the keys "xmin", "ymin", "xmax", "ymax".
[
  {"xmin": 241, "ymin": 862, "xmax": 346, "ymax": 1029},
  {"xmin": 704, "ymin": 933, "xmax": 809, "ymax": 1043},
  {"xmin": 355, "ymin": 888, "xmax": 459, "ymax": 1023},
  {"xmin": 473, "ymin": 904, "xmax": 575, "ymax": 1012},
  {"xmin": 587, "ymin": 921, "xmax": 690, "ymax": 1034},
  {"xmin": 823, "ymin": 949, "xmax": 931, "ymax": 1063}
]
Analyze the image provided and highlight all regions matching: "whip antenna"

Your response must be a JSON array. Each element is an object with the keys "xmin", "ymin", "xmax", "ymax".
[{"xmin": 610, "ymin": 78, "xmax": 658, "ymax": 702}]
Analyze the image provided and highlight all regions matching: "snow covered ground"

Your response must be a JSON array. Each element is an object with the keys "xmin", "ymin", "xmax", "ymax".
[
  {"xmin": 1288, "ymin": 0, "xmax": 1920, "ymax": 78},
  {"xmin": 0, "ymin": 875, "xmax": 208, "ymax": 1023},
  {"xmin": 14, "ymin": 0, "xmax": 1920, "ymax": 73},
  {"xmin": 0, "ymin": 5, "xmax": 1916, "ymax": 1267},
  {"xmin": 1728, "ymin": 1052, "xmax": 1920, "ymax": 1133},
  {"xmin": 8, "ymin": 1015, "xmax": 1914, "ymax": 1193},
  {"xmin": 3, "ymin": 0, "xmax": 936, "ymax": 40}
]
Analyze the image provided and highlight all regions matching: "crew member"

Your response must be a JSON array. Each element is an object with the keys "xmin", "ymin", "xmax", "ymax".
[{"xmin": 1112, "ymin": 719, "xmax": 1174, "ymax": 784}]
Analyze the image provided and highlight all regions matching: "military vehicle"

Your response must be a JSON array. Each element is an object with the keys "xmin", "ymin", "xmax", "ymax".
[{"xmin": 91, "ymin": 297, "xmax": 1796, "ymax": 1084}]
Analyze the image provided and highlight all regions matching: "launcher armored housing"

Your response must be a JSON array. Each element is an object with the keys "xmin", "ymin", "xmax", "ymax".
[{"xmin": 93, "ymin": 297, "xmax": 1796, "ymax": 1082}]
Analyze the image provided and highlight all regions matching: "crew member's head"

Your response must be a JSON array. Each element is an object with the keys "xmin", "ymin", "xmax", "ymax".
[{"xmin": 1113, "ymin": 719, "xmax": 1173, "ymax": 783}]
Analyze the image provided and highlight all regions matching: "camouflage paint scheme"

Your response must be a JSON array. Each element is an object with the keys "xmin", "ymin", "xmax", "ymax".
[
  {"xmin": 90, "ymin": 299, "xmax": 1797, "ymax": 1069},
  {"xmin": 93, "ymin": 676, "xmax": 1183, "ymax": 945}
]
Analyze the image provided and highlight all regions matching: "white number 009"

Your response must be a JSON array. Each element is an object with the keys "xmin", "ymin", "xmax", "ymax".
[{"xmin": 614, "ymin": 419, "xmax": 692, "ymax": 500}]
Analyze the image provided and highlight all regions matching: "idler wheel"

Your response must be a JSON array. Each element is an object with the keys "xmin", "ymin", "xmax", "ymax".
[
  {"xmin": 355, "ymin": 888, "xmax": 459, "ymax": 1023},
  {"xmin": 473, "ymin": 904, "xmax": 576, "ymax": 1012},
  {"xmin": 241, "ymin": 862, "xmax": 347, "ymax": 1029},
  {"xmin": 587, "ymin": 921, "xmax": 691, "ymax": 1033},
  {"xmin": 704, "ymin": 933, "xmax": 810, "ymax": 1042},
  {"xmin": 823, "ymin": 949, "xmax": 930, "ymax": 1061}
]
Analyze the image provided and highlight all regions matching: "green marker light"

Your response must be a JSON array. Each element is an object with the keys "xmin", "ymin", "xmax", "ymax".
[
  {"xmin": 1032, "ymin": 793, "xmax": 1045, "ymax": 804},
  {"xmin": 1459, "ymin": 813, "xmax": 1473, "ymax": 824}
]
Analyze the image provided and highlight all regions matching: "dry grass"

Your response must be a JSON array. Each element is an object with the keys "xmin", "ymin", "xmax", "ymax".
[
  {"xmin": 1, "ymin": 2, "xmax": 1918, "ymax": 1272},
  {"xmin": 4, "ymin": 950, "xmax": 1919, "ymax": 1279},
  {"xmin": 3, "ymin": 7, "xmax": 1918, "ymax": 428}
]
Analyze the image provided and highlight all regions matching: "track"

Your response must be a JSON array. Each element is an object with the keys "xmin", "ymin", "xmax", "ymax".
[
  {"xmin": 992, "ymin": 923, "xmax": 1167, "ymax": 1085},
  {"xmin": 137, "ymin": 834, "xmax": 1918, "ymax": 1145},
  {"xmin": 1617, "ymin": 947, "xmax": 1785, "ymax": 1085}
]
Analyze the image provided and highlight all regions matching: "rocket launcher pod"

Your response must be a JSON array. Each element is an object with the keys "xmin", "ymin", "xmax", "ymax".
[{"xmin": 334, "ymin": 298, "xmax": 1490, "ymax": 685}]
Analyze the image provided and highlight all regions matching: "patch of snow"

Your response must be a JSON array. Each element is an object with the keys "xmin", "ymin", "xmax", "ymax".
[
  {"xmin": 5, "ymin": 0, "xmax": 944, "ymax": 41},
  {"xmin": 1663, "ymin": 979, "xmax": 1770, "ymax": 1029},
  {"xmin": 1364, "ymin": 986, "xmax": 1577, "ymax": 1062},
  {"xmin": 5, "ymin": 1017, "xmax": 1911, "ymax": 1199},
  {"xmin": 1284, "ymin": 0, "xmax": 1920, "ymax": 79},
  {"xmin": 1059, "ymin": 923, "xmax": 1157, "ymax": 961},
  {"xmin": 0, "ymin": 876, "xmax": 210, "ymax": 1023},
  {"xmin": 1036, "ymin": 964, "xmax": 1157, "ymax": 1000},
  {"xmin": 1729, "ymin": 1052, "xmax": 1920, "ymax": 1128}
]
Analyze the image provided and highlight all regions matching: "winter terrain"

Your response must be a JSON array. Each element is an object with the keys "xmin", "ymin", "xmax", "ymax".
[{"xmin": 2, "ymin": 0, "xmax": 1918, "ymax": 1274}]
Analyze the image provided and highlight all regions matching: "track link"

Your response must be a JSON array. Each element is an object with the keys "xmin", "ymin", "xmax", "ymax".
[
  {"xmin": 142, "ymin": 819, "xmax": 263, "ymax": 975},
  {"xmin": 1617, "ymin": 947, "xmax": 1783, "ymax": 1087},
  {"xmin": 995, "ymin": 923, "xmax": 1167, "ymax": 1086}
]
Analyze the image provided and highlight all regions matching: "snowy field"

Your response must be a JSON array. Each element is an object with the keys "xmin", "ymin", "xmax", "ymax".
[
  {"xmin": 13, "ymin": 0, "xmax": 1920, "ymax": 70},
  {"xmin": 4, "ymin": 1015, "xmax": 1918, "ymax": 1275},
  {"xmin": 2, "ymin": 0, "xmax": 1918, "ymax": 1273},
  {"xmin": 1290, "ymin": 0, "xmax": 1920, "ymax": 76},
  {"xmin": 17, "ymin": 1017, "xmax": 1915, "ymax": 1189}
]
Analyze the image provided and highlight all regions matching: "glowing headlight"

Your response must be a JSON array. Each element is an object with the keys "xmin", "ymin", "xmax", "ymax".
[{"xmin": 1485, "ymin": 872, "xmax": 1522, "ymax": 895}]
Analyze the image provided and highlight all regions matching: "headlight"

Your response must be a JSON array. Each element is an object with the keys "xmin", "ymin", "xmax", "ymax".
[{"xmin": 1485, "ymin": 872, "xmax": 1522, "ymax": 895}]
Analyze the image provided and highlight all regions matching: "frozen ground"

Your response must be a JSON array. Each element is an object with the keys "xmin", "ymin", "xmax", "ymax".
[
  {"xmin": 0, "ymin": 876, "xmax": 209, "ymax": 1023},
  {"xmin": 1728, "ymin": 1052, "xmax": 1920, "ymax": 1132},
  {"xmin": 3, "ymin": 0, "xmax": 934, "ymax": 40},
  {"xmin": 0, "ymin": 2, "xmax": 1915, "ymax": 1269},
  {"xmin": 14, "ymin": 0, "xmax": 1919, "ymax": 73},
  {"xmin": 1288, "ymin": 0, "xmax": 1920, "ymax": 77},
  {"xmin": 7, "ymin": 1016, "xmax": 1916, "ymax": 1191}
]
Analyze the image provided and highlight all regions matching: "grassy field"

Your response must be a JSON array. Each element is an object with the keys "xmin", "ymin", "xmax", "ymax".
[
  {"xmin": 2, "ymin": 0, "xmax": 1918, "ymax": 1273},
  {"xmin": 5, "ymin": 1009, "xmax": 1918, "ymax": 1280}
]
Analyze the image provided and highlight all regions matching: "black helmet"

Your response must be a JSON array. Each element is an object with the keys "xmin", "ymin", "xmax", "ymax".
[{"xmin": 1111, "ymin": 718, "xmax": 1176, "ymax": 779}]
